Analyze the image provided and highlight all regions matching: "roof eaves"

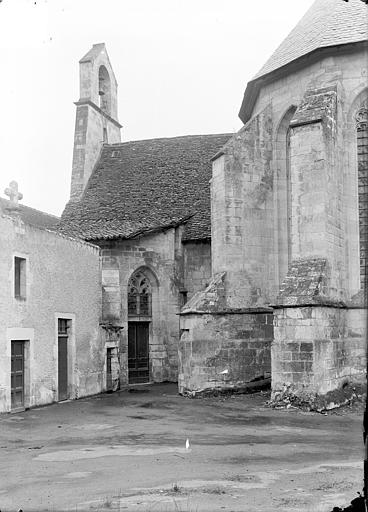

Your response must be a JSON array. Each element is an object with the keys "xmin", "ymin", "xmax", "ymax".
[
  {"xmin": 182, "ymin": 235, "xmax": 211, "ymax": 243},
  {"xmin": 85, "ymin": 214, "xmax": 195, "ymax": 243}
]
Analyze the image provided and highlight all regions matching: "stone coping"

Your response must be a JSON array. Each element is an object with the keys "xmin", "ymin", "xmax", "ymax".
[
  {"xmin": 180, "ymin": 303, "xmax": 367, "ymax": 315},
  {"xmin": 179, "ymin": 307, "xmax": 273, "ymax": 316}
]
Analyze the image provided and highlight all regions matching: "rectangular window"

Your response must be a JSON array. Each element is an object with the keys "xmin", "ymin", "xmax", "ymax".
[
  {"xmin": 103, "ymin": 127, "xmax": 108, "ymax": 143},
  {"xmin": 14, "ymin": 257, "xmax": 26, "ymax": 299},
  {"xmin": 179, "ymin": 291, "xmax": 188, "ymax": 306}
]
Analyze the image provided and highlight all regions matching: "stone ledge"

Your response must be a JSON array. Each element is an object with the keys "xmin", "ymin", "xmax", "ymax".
[
  {"xmin": 272, "ymin": 299, "xmax": 346, "ymax": 309},
  {"xmin": 180, "ymin": 377, "xmax": 271, "ymax": 398},
  {"xmin": 180, "ymin": 307, "xmax": 273, "ymax": 316}
]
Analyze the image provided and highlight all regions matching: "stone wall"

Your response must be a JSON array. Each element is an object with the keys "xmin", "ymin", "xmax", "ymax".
[
  {"xmin": 183, "ymin": 241, "xmax": 211, "ymax": 300},
  {"xmin": 272, "ymin": 306, "xmax": 366, "ymax": 400},
  {"xmin": 181, "ymin": 49, "xmax": 368, "ymax": 398},
  {"xmin": 253, "ymin": 48, "xmax": 368, "ymax": 299},
  {"xmin": 211, "ymin": 104, "xmax": 276, "ymax": 307},
  {"xmin": 268, "ymin": 72, "xmax": 366, "ymax": 401},
  {"xmin": 70, "ymin": 103, "xmax": 121, "ymax": 201},
  {"xmin": 100, "ymin": 228, "xmax": 183, "ymax": 384},
  {"xmin": 0, "ymin": 213, "xmax": 102, "ymax": 413},
  {"xmin": 179, "ymin": 105, "xmax": 276, "ymax": 394},
  {"xmin": 179, "ymin": 273, "xmax": 272, "ymax": 394},
  {"xmin": 272, "ymin": 256, "xmax": 366, "ymax": 404},
  {"xmin": 289, "ymin": 86, "xmax": 346, "ymax": 300},
  {"xmin": 179, "ymin": 311, "xmax": 273, "ymax": 395}
]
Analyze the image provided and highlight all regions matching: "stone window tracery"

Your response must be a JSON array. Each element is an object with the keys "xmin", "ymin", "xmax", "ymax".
[
  {"xmin": 128, "ymin": 271, "xmax": 152, "ymax": 316},
  {"xmin": 356, "ymin": 106, "xmax": 368, "ymax": 290}
]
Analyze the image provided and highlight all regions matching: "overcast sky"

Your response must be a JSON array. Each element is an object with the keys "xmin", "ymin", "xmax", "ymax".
[{"xmin": 0, "ymin": 0, "xmax": 315, "ymax": 216}]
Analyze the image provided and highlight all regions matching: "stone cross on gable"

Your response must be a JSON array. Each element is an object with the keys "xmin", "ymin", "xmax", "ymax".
[{"xmin": 4, "ymin": 181, "xmax": 23, "ymax": 206}]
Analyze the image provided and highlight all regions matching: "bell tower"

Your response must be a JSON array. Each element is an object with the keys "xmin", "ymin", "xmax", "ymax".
[{"xmin": 70, "ymin": 43, "xmax": 122, "ymax": 201}]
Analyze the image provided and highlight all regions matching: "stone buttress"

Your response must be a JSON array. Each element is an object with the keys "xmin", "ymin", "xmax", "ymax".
[
  {"xmin": 179, "ymin": 105, "xmax": 275, "ymax": 394},
  {"xmin": 272, "ymin": 87, "xmax": 366, "ymax": 406}
]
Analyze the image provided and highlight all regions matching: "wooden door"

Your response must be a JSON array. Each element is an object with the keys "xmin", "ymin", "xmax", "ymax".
[
  {"xmin": 58, "ymin": 334, "xmax": 68, "ymax": 401},
  {"xmin": 11, "ymin": 341, "xmax": 24, "ymax": 411},
  {"xmin": 128, "ymin": 323, "xmax": 149, "ymax": 384}
]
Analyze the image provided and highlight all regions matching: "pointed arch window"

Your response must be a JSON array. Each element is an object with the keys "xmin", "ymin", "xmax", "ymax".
[
  {"xmin": 286, "ymin": 125, "xmax": 292, "ymax": 266},
  {"xmin": 356, "ymin": 106, "xmax": 368, "ymax": 290},
  {"xmin": 128, "ymin": 271, "xmax": 152, "ymax": 316},
  {"xmin": 275, "ymin": 106, "xmax": 297, "ymax": 285}
]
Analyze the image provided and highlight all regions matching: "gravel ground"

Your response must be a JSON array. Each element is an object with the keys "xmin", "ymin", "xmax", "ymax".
[{"xmin": 0, "ymin": 383, "xmax": 365, "ymax": 512}]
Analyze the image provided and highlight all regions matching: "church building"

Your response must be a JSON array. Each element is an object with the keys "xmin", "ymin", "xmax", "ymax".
[
  {"xmin": 179, "ymin": 0, "xmax": 368, "ymax": 403},
  {"xmin": 59, "ymin": 0, "xmax": 367, "ymax": 406},
  {"xmin": 60, "ymin": 44, "xmax": 231, "ymax": 386}
]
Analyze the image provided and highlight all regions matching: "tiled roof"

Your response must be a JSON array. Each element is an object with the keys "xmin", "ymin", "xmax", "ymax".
[
  {"xmin": 254, "ymin": 0, "xmax": 368, "ymax": 80},
  {"xmin": 0, "ymin": 198, "xmax": 60, "ymax": 231},
  {"xmin": 59, "ymin": 134, "xmax": 232, "ymax": 241},
  {"xmin": 239, "ymin": 0, "xmax": 368, "ymax": 123}
]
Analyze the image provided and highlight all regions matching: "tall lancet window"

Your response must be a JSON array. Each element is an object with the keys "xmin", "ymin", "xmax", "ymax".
[
  {"xmin": 128, "ymin": 271, "xmax": 152, "ymax": 317},
  {"xmin": 356, "ymin": 106, "xmax": 368, "ymax": 290},
  {"xmin": 286, "ymin": 125, "xmax": 292, "ymax": 266},
  {"xmin": 275, "ymin": 106, "xmax": 296, "ymax": 286}
]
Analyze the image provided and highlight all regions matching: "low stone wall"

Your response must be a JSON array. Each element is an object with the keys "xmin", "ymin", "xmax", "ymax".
[
  {"xmin": 178, "ymin": 311, "xmax": 272, "ymax": 395},
  {"xmin": 272, "ymin": 306, "xmax": 366, "ymax": 405}
]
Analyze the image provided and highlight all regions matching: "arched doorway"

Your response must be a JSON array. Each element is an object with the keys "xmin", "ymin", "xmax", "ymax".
[{"xmin": 127, "ymin": 270, "xmax": 152, "ymax": 383}]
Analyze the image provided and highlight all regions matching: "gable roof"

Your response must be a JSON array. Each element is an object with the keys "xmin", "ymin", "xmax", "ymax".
[
  {"xmin": 59, "ymin": 133, "xmax": 232, "ymax": 242},
  {"xmin": 239, "ymin": 0, "xmax": 368, "ymax": 123},
  {"xmin": 0, "ymin": 198, "xmax": 60, "ymax": 231}
]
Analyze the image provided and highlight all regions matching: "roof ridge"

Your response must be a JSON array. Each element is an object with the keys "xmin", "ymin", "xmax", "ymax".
[
  {"xmin": 0, "ymin": 197, "xmax": 60, "ymax": 219},
  {"xmin": 106, "ymin": 133, "xmax": 233, "ymax": 147}
]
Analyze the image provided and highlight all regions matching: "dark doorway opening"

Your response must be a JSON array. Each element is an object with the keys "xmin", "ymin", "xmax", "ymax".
[
  {"xmin": 106, "ymin": 347, "xmax": 113, "ymax": 392},
  {"xmin": 128, "ymin": 322, "xmax": 149, "ymax": 384},
  {"xmin": 58, "ymin": 319, "xmax": 69, "ymax": 401}
]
